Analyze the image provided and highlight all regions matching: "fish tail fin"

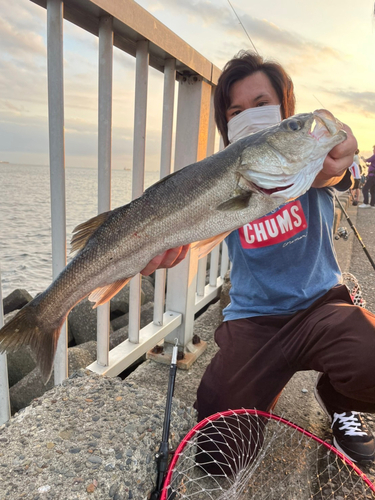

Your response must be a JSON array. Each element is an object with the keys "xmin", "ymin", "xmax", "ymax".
[{"xmin": 0, "ymin": 302, "xmax": 63, "ymax": 384}]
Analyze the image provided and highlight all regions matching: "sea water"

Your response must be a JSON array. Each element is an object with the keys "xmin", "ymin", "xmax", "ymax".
[{"xmin": 0, "ymin": 163, "xmax": 159, "ymax": 298}]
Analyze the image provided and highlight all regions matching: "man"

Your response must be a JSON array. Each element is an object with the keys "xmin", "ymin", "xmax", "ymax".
[{"xmin": 143, "ymin": 51, "xmax": 375, "ymax": 464}]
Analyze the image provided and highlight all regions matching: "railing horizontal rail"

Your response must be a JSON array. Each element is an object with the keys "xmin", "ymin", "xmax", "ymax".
[{"xmin": 31, "ymin": 0, "xmax": 221, "ymax": 83}]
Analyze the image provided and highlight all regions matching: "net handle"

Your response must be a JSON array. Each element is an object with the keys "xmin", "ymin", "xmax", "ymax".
[{"xmin": 160, "ymin": 408, "xmax": 375, "ymax": 498}]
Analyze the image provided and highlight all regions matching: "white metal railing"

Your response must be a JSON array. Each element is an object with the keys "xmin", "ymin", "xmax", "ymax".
[
  {"xmin": 0, "ymin": 267, "xmax": 11, "ymax": 425},
  {"xmin": 0, "ymin": 0, "xmax": 229, "ymax": 423}
]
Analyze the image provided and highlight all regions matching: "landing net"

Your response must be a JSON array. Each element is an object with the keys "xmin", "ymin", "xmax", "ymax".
[{"xmin": 161, "ymin": 409, "xmax": 375, "ymax": 499}]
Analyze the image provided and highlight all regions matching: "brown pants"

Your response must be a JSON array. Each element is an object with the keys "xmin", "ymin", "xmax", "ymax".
[{"xmin": 195, "ymin": 285, "xmax": 375, "ymax": 421}]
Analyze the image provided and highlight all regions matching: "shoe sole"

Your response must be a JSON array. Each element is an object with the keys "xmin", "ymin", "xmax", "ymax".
[{"xmin": 333, "ymin": 438, "xmax": 375, "ymax": 464}]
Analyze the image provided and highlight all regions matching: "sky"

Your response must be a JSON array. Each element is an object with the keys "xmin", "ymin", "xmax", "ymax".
[{"xmin": 1, "ymin": 0, "xmax": 375, "ymax": 170}]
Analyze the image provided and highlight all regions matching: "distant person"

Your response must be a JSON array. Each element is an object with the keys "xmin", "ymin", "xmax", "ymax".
[
  {"xmin": 349, "ymin": 150, "xmax": 361, "ymax": 205},
  {"xmin": 359, "ymin": 145, "xmax": 375, "ymax": 208}
]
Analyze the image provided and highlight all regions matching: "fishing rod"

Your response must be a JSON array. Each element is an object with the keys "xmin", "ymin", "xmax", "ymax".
[
  {"xmin": 334, "ymin": 193, "xmax": 375, "ymax": 271},
  {"xmin": 150, "ymin": 339, "xmax": 179, "ymax": 500},
  {"xmin": 227, "ymin": 0, "xmax": 258, "ymax": 54}
]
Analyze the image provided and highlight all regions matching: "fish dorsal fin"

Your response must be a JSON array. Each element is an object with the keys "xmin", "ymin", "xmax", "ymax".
[
  {"xmin": 71, "ymin": 211, "xmax": 111, "ymax": 253},
  {"xmin": 216, "ymin": 192, "xmax": 253, "ymax": 211},
  {"xmin": 191, "ymin": 231, "xmax": 231, "ymax": 260},
  {"xmin": 88, "ymin": 277, "xmax": 132, "ymax": 308}
]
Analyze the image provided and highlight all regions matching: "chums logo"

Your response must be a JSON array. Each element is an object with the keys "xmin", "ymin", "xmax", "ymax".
[{"xmin": 239, "ymin": 200, "xmax": 307, "ymax": 249}]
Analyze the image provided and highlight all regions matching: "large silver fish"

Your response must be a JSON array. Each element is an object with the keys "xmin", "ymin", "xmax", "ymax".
[{"xmin": 0, "ymin": 110, "xmax": 346, "ymax": 382}]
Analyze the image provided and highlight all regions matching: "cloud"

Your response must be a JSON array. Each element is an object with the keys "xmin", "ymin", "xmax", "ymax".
[
  {"xmin": 143, "ymin": 0, "xmax": 226, "ymax": 26},
  {"xmin": 317, "ymin": 87, "xmax": 375, "ymax": 117},
  {"xmin": 0, "ymin": 0, "xmax": 46, "ymax": 61},
  {"xmin": 137, "ymin": 0, "xmax": 345, "ymax": 73}
]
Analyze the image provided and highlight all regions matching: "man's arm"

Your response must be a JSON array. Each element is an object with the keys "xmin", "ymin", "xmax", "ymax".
[{"xmin": 312, "ymin": 123, "xmax": 357, "ymax": 188}]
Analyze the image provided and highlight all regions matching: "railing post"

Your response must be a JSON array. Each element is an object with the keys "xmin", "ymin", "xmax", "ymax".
[
  {"xmin": 0, "ymin": 267, "xmax": 10, "ymax": 425},
  {"xmin": 154, "ymin": 58, "xmax": 176, "ymax": 326},
  {"xmin": 47, "ymin": 0, "xmax": 68, "ymax": 385},
  {"xmin": 164, "ymin": 75, "xmax": 212, "ymax": 359},
  {"xmin": 96, "ymin": 15, "xmax": 113, "ymax": 367},
  {"xmin": 128, "ymin": 39, "xmax": 149, "ymax": 344},
  {"xmin": 197, "ymin": 85, "xmax": 217, "ymax": 295}
]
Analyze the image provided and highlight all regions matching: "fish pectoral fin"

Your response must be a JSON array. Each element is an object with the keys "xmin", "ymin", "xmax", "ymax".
[
  {"xmin": 191, "ymin": 232, "xmax": 231, "ymax": 260},
  {"xmin": 70, "ymin": 211, "xmax": 112, "ymax": 254},
  {"xmin": 89, "ymin": 278, "xmax": 132, "ymax": 308},
  {"xmin": 216, "ymin": 192, "xmax": 253, "ymax": 211}
]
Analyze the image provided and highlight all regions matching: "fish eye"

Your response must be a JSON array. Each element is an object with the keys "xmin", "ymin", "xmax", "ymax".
[{"xmin": 288, "ymin": 119, "xmax": 302, "ymax": 131}]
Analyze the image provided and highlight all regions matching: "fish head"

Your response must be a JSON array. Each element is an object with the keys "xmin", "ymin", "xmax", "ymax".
[{"xmin": 236, "ymin": 109, "xmax": 347, "ymax": 201}]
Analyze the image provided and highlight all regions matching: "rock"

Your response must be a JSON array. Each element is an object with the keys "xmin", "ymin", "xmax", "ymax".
[
  {"xmin": 110, "ymin": 285, "xmax": 132, "ymax": 317},
  {"xmin": 110, "ymin": 282, "xmax": 150, "ymax": 318},
  {"xmin": 3, "ymin": 310, "xmax": 37, "ymax": 386},
  {"xmin": 3, "ymin": 288, "xmax": 33, "ymax": 315},
  {"xmin": 9, "ymin": 365, "xmax": 54, "ymax": 414},
  {"xmin": 109, "ymin": 325, "xmax": 128, "ymax": 350},
  {"xmin": 69, "ymin": 299, "xmax": 113, "ymax": 345},
  {"xmin": 141, "ymin": 277, "xmax": 155, "ymax": 304},
  {"xmin": 110, "ymin": 313, "xmax": 127, "ymax": 332},
  {"xmin": 220, "ymin": 271, "xmax": 231, "ymax": 313},
  {"xmin": 9, "ymin": 341, "xmax": 98, "ymax": 413},
  {"xmin": 2, "ymin": 373, "xmax": 197, "ymax": 500},
  {"xmin": 111, "ymin": 302, "xmax": 155, "ymax": 332},
  {"xmin": 6, "ymin": 347, "xmax": 36, "ymax": 387}
]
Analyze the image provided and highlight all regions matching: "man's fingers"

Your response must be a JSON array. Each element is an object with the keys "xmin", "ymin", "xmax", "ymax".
[
  {"xmin": 140, "ymin": 245, "xmax": 191, "ymax": 276},
  {"xmin": 168, "ymin": 244, "xmax": 190, "ymax": 268},
  {"xmin": 322, "ymin": 123, "xmax": 357, "ymax": 177},
  {"xmin": 158, "ymin": 246, "xmax": 186, "ymax": 268},
  {"xmin": 140, "ymin": 251, "xmax": 167, "ymax": 276}
]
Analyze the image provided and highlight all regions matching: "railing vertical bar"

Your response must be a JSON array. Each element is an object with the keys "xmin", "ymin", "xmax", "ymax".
[
  {"xmin": 196, "ymin": 258, "xmax": 207, "ymax": 296},
  {"xmin": 206, "ymin": 86, "xmax": 221, "ymax": 287},
  {"xmin": 154, "ymin": 58, "xmax": 176, "ymax": 326},
  {"xmin": 209, "ymin": 247, "xmax": 220, "ymax": 286},
  {"xmin": 96, "ymin": 16, "xmax": 113, "ymax": 367},
  {"xmin": 47, "ymin": 0, "xmax": 68, "ymax": 385},
  {"xmin": 129, "ymin": 40, "xmax": 149, "ymax": 343},
  {"xmin": 0, "ymin": 267, "xmax": 10, "ymax": 425},
  {"xmin": 220, "ymin": 241, "xmax": 229, "ymax": 277}
]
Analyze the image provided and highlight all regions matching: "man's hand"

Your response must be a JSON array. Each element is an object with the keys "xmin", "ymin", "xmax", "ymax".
[
  {"xmin": 312, "ymin": 123, "xmax": 357, "ymax": 188},
  {"xmin": 140, "ymin": 245, "xmax": 191, "ymax": 276}
]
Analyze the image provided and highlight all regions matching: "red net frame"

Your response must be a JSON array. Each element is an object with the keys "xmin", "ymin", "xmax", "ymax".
[{"xmin": 161, "ymin": 409, "xmax": 375, "ymax": 499}]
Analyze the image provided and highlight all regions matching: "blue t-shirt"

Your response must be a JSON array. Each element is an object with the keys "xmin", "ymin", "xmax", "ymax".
[{"xmin": 223, "ymin": 187, "xmax": 342, "ymax": 320}]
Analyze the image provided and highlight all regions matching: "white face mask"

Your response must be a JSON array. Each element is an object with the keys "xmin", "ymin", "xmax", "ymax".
[{"xmin": 227, "ymin": 104, "xmax": 282, "ymax": 143}]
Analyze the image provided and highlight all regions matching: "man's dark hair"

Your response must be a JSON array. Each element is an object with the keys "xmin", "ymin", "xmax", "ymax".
[{"xmin": 214, "ymin": 51, "xmax": 296, "ymax": 146}]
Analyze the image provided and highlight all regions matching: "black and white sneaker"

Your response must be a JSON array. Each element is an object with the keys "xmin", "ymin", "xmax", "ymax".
[
  {"xmin": 330, "ymin": 411, "xmax": 375, "ymax": 464},
  {"xmin": 314, "ymin": 375, "xmax": 375, "ymax": 464}
]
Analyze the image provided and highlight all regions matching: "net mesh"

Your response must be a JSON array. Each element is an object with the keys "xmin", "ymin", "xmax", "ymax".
[
  {"xmin": 162, "ymin": 409, "xmax": 375, "ymax": 499},
  {"xmin": 342, "ymin": 271, "xmax": 366, "ymax": 307}
]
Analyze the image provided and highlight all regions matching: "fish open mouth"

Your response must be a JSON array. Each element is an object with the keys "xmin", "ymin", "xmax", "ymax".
[
  {"xmin": 254, "ymin": 183, "xmax": 294, "ymax": 195},
  {"xmin": 309, "ymin": 109, "xmax": 343, "ymax": 141}
]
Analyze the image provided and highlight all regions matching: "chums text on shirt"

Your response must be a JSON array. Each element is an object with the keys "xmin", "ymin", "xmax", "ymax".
[{"xmin": 239, "ymin": 200, "xmax": 307, "ymax": 249}]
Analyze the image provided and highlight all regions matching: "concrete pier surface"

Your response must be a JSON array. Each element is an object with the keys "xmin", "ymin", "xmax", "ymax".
[{"xmin": 1, "ymin": 195, "xmax": 375, "ymax": 499}]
